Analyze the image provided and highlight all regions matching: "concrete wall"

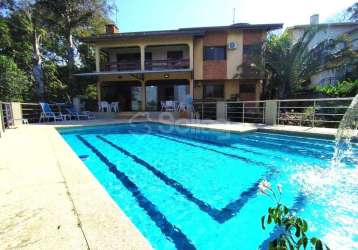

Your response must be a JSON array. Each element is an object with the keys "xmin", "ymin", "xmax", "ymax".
[
  {"xmin": 203, "ymin": 32, "xmax": 227, "ymax": 80},
  {"xmin": 226, "ymin": 31, "xmax": 243, "ymax": 79},
  {"xmin": 193, "ymin": 38, "xmax": 203, "ymax": 79}
]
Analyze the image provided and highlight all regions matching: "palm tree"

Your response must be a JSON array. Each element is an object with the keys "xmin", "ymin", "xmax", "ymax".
[{"xmin": 263, "ymin": 27, "xmax": 356, "ymax": 99}]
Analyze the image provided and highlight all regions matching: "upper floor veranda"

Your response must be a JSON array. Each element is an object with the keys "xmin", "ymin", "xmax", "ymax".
[{"xmin": 80, "ymin": 23, "xmax": 283, "ymax": 78}]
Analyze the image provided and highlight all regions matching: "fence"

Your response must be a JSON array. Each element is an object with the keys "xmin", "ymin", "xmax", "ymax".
[
  {"xmin": 194, "ymin": 97, "xmax": 354, "ymax": 128},
  {"xmin": 0, "ymin": 101, "xmax": 12, "ymax": 137},
  {"xmin": 277, "ymin": 98, "xmax": 353, "ymax": 128},
  {"xmin": 20, "ymin": 103, "xmax": 71, "ymax": 124},
  {"xmin": 226, "ymin": 101, "xmax": 266, "ymax": 123},
  {"xmin": 0, "ymin": 97, "xmax": 354, "ymax": 130},
  {"xmin": 193, "ymin": 102, "xmax": 217, "ymax": 120}
]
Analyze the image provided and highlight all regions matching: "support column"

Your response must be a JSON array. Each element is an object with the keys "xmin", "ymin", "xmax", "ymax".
[
  {"xmin": 140, "ymin": 45, "xmax": 145, "ymax": 71},
  {"xmin": 189, "ymin": 43, "xmax": 194, "ymax": 70},
  {"xmin": 264, "ymin": 100, "xmax": 278, "ymax": 125},
  {"xmin": 0, "ymin": 104, "xmax": 4, "ymax": 135},
  {"xmin": 96, "ymin": 81, "xmax": 101, "ymax": 103},
  {"xmin": 141, "ymin": 80, "xmax": 146, "ymax": 111},
  {"xmin": 216, "ymin": 101, "xmax": 226, "ymax": 121},
  {"xmin": 11, "ymin": 102, "xmax": 22, "ymax": 126},
  {"xmin": 95, "ymin": 46, "xmax": 100, "ymax": 72},
  {"xmin": 189, "ymin": 79, "xmax": 194, "ymax": 97}
]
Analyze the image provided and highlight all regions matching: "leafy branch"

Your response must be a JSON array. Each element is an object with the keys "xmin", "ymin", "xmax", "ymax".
[{"xmin": 259, "ymin": 180, "xmax": 330, "ymax": 250}]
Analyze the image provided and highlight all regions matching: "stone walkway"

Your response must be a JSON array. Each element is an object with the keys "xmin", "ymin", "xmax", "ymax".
[{"xmin": 0, "ymin": 124, "xmax": 151, "ymax": 250}]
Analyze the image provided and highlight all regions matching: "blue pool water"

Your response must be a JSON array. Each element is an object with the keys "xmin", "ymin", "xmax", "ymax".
[{"xmin": 59, "ymin": 122, "xmax": 358, "ymax": 250}]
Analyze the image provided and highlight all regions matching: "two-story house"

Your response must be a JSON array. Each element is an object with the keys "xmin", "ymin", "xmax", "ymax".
[{"xmin": 78, "ymin": 22, "xmax": 282, "ymax": 112}]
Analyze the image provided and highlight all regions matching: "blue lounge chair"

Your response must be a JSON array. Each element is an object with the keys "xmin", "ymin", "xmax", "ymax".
[
  {"xmin": 65, "ymin": 106, "xmax": 95, "ymax": 120},
  {"xmin": 39, "ymin": 102, "xmax": 64, "ymax": 122}
]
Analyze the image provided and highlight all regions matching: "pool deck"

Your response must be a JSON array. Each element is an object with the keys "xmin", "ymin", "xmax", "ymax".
[{"xmin": 0, "ymin": 118, "xmax": 346, "ymax": 249}]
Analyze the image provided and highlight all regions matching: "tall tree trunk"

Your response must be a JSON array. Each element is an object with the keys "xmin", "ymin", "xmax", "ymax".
[
  {"xmin": 282, "ymin": 80, "xmax": 291, "ymax": 99},
  {"xmin": 32, "ymin": 30, "xmax": 44, "ymax": 100},
  {"xmin": 66, "ymin": 30, "xmax": 75, "ymax": 99}
]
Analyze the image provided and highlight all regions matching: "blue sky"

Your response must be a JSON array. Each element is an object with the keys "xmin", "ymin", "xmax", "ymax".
[{"xmin": 110, "ymin": 0, "xmax": 356, "ymax": 32}]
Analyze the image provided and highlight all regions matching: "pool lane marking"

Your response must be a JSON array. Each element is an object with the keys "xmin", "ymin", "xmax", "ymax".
[
  {"xmin": 77, "ymin": 135, "xmax": 196, "ymax": 250},
  {"xmin": 245, "ymin": 133, "xmax": 334, "ymax": 155},
  {"xmin": 140, "ymin": 125, "xmax": 330, "ymax": 160},
  {"xmin": 141, "ymin": 130, "xmax": 282, "ymax": 168},
  {"xmin": 126, "ymin": 127, "xmax": 300, "ymax": 166},
  {"xmin": 97, "ymin": 135, "xmax": 276, "ymax": 224}
]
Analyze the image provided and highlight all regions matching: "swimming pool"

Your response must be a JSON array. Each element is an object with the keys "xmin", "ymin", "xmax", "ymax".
[{"xmin": 59, "ymin": 122, "xmax": 357, "ymax": 250}]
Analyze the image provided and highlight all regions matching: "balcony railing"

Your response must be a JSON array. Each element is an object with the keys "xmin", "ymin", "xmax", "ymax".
[
  {"xmin": 145, "ymin": 59, "xmax": 190, "ymax": 70},
  {"xmin": 103, "ymin": 61, "xmax": 141, "ymax": 72}
]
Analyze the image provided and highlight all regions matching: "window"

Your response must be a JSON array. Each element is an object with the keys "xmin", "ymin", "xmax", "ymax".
[
  {"xmin": 243, "ymin": 43, "xmax": 262, "ymax": 57},
  {"xmin": 240, "ymin": 83, "xmax": 256, "ymax": 93},
  {"xmin": 203, "ymin": 46, "xmax": 226, "ymax": 60},
  {"xmin": 145, "ymin": 52, "xmax": 152, "ymax": 60},
  {"xmin": 116, "ymin": 53, "xmax": 140, "ymax": 62},
  {"xmin": 203, "ymin": 84, "xmax": 224, "ymax": 98},
  {"xmin": 167, "ymin": 51, "xmax": 183, "ymax": 60}
]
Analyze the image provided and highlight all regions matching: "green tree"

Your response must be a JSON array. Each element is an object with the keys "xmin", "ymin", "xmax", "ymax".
[
  {"xmin": 0, "ymin": 55, "xmax": 32, "ymax": 101},
  {"xmin": 263, "ymin": 27, "xmax": 356, "ymax": 99},
  {"xmin": 346, "ymin": 3, "xmax": 358, "ymax": 22},
  {"xmin": 37, "ymin": 0, "xmax": 111, "ymax": 97}
]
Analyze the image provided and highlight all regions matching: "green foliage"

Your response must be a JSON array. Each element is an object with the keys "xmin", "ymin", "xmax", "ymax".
[
  {"xmin": 0, "ymin": 0, "xmax": 112, "ymax": 102},
  {"xmin": 259, "ymin": 181, "xmax": 330, "ymax": 250},
  {"xmin": 261, "ymin": 204, "xmax": 329, "ymax": 250},
  {"xmin": 314, "ymin": 80, "xmax": 358, "ymax": 97},
  {"xmin": 84, "ymin": 84, "xmax": 97, "ymax": 101},
  {"xmin": 42, "ymin": 61, "xmax": 68, "ymax": 102},
  {"xmin": 0, "ymin": 55, "xmax": 32, "ymax": 101},
  {"xmin": 264, "ymin": 27, "xmax": 357, "ymax": 99}
]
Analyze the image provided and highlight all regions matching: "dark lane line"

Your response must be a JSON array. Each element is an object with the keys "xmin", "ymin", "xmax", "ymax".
[
  {"xmin": 97, "ymin": 135, "xmax": 276, "ymax": 223},
  {"xmin": 246, "ymin": 133, "xmax": 334, "ymax": 152},
  {"xmin": 124, "ymin": 127, "xmax": 311, "ymax": 165},
  {"xmin": 77, "ymin": 135, "xmax": 196, "ymax": 250},
  {"xmin": 144, "ymin": 130, "xmax": 285, "ymax": 166},
  {"xmin": 124, "ymin": 127, "xmax": 277, "ymax": 169}
]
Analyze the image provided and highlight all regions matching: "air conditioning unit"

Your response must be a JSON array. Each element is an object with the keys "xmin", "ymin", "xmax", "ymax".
[{"xmin": 228, "ymin": 42, "xmax": 237, "ymax": 50}]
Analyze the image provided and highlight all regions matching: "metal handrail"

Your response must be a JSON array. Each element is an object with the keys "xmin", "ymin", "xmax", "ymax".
[
  {"xmin": 104, "ymin": 61, "xmax": 141, "ymax": 71},
  {"xmin": 145, "ymin": 59, "xmax": 190, "ymax": 70},
  {"xmin": 0, "ymin": 101, "xmax": 12, "ymax": 134},
  {"xmin": 277, "ymin": 97, "xmax": 353, "ymax": 128}
]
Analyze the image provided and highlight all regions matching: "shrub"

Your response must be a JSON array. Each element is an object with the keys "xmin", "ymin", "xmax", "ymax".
[
  {"xmin": 259, "ymin": 180, "xmax": 330, "ymax": 250},
  {"xmin": 314, "ymin": 80, "xmax": 358, "ymax": 97},
  {"xmin": 0, "ymin": 55, "xmax": 32, "ymax": 101}
]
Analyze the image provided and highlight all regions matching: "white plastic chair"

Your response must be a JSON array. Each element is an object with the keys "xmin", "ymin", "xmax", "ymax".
[
  {"xmin": 165, "ymin": 101, "xmax": 175, "ymax": 112},
  {"xmin": 160, "ymin": 101, "xmax": 166, "ymax": 111},
  {"xmin": 177, "ymin": 102, "xmax": 187, "ymax": 112},
  {"xmin": 110, "ymin": 102, "xmax": 119, "ymax": 112},
  {"xmin": 98, "ymin": 101, "xmax": 110, "ymax": 112}
]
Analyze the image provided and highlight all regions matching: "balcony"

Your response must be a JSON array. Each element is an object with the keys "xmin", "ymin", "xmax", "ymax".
[
  {"xmin": 145, "ymin": 59, "xmax": 190, "ymax": 70},
  {"xmin": 100, "ymin": 46, "xmax": 141, "ymax": 72},
  {"xmin": 103, "ymin": 61, "xmax": 141, "ymax": 72},
  {"xmin": 99, "ymin": 44, "xmax": 190, "ymax": 73},
  {"xmin": 144, "ymin": 44, "xmax": 190, "ymax": 71}
]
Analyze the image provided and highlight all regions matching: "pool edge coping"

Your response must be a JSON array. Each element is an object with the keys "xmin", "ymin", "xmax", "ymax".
[{"xmin": 51, "ymin": 126, "xmax": 154, "ymax": 250}]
